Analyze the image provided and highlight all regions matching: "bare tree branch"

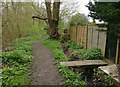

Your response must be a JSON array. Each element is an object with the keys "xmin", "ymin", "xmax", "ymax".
[{"xmin": 32, "ymin": 16, "xmax": 48, "ymax": 20}]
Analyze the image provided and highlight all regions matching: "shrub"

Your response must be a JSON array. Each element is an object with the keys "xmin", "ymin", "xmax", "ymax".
[
  {"xmin": 69, "ymin": 52, "xmax": 83, "ymax": 61},
  {"xmin": 13, "ymin": 44, "xmax": 32, "ymax": 52},
  {"xmin": 83, "ymin": 48, "xmax": 104, "ymax": 60},
  {"xmin": 2, "ymin": 50, "xmax": 33, "ymax": 64},
  {"xmin": 67, "ymin": 40, "xmax": 83, "ymax": 50},
  {"xmin": 2, "ymin": 65, "xmax": 30, "ymax": 86}
]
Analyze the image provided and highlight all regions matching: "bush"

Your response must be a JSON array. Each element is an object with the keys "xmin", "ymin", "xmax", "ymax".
[
  {"xmin": 83, "ymin": 48, "xmax": 104, "ymax": 60},
  {"xmin": 13, "ymin": 44, "xmax": 32, "ymax": 52},
  {"xmin": 2, "ymin": 65, "xmax": 30, "ymax": 86},
  {"xmin": 2, "ymin": 50, "xmax": 33, "ymax": 64},
  {"xmin": 67, "ymin": 40, "xmax": 83, "ymax": 50},
  {"xmin": 69, "ymin": 52, "xmax": 83, "ymax": 61}
]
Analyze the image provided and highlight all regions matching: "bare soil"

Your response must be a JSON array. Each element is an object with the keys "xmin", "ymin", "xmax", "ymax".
[{"xmin": 29, "ymin": 38, "xmax": 65, "ymax": 85}]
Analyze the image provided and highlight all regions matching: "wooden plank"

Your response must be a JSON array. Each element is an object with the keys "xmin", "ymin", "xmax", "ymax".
[
  {"xmin": 103, "ymin": 32, "xmax": 107, "ymax": 56},
  {"xmin": 78, "ymin": 26, "xmax": 80, "ymax": 44},
  {"xmin": 86, "ymin": 25, "xmax": 88, "ymax": 49},
  {"xmin": 84, "ymin": 26, "xmax": 87, "ymax": 49},
  {"xmin": 99, "ymin": 64, "xmax": 120, "ymax": 83},
  {"xmin": 79, "ymin": 26, "xmax": 82, "ymax": 45},
  {"xmin": 119, "ymin": 45, "xmax": 120, "ymax": 64},
  {"xmin": 70, "ymin": 26, "xmax": 73, "ymax": 41},
  {"xmin": 116, "ymin": 39, "xmax": 120, "ymax": 64},
  {"xmin": 91, "ymin": 25, "xmax": 93, "ymax": 47},
  {"xmin": 60, "ymin": 60, "xmax": 107, "ymax": 67},
  {"xmin": 82, "ymin": 26, "xmax": 85, "ymax": 48},
  {"xmin": 97, "ymin": 30, "xmax": 99, "ymax": 48},
  {"xmin": 74, "ymin": 26, "xmax": 76, "ymax": 43},
  {"xmin": 76, "ymin": 26, "xmax": 78, "ymax": 44}
]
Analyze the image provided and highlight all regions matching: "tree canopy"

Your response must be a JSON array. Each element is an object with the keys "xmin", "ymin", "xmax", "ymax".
[
  {"xmin": 69, "ymin": 13, "xmax": 89, "ymax": 26},
  {"xmin": 86, "ymin": 1, "xmax": 120, "ymax": 37}
]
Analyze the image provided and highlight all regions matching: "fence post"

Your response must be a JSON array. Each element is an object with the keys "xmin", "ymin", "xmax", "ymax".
[
  {"xmin": 91, "ymin": 25, "xmax": 93, "ymax": 47},
  {"xmin": 103, "ymin": 32, "xmax": 107, "ymax": 56},
  {"xmin": 76, "ymin": 26, "xmax": 78, "ymax": 43},
  {"xmin": 116, "ymin": 38, "xmax": 120, "ymax": 64},
  {"xmin": 97, "ymin": 30, "xmax": 100, "ymax": 48}
]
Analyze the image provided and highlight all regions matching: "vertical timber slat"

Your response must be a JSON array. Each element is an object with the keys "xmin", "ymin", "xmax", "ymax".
[
  {"xmin": 116, "ymin": 38, "xmax": 119, "ymax": 64},
  {"xmin": 97, "ymin": 30, "xmax": 100, "ymax": 48},
  {"xmin": 91, "ymin": 25, "xmax": 93, "ymax": 47},
  {"xmin": 86, "ymin": 24, "xmax": 88, "ymax": 49},
  {"xmin": 103, "ymin": 32, "xmax": 107, "ymax": 56}
]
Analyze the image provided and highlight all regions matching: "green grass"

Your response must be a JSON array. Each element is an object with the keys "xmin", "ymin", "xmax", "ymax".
[
  {"xmin": 2, "ymin": 34, "xmax": 43, "ymax": 86},
  {"xmin": 42, "ymin": 36, "xmax": 86, "ymax": 86}
]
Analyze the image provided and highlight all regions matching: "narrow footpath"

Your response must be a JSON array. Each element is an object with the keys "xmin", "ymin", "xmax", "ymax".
[{"xmin": 30, "ymin": 38, "xmax": 65, "ymax": 85}]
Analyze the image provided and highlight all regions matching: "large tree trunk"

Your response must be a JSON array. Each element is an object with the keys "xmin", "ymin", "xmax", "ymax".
[
  {"xmin": 53, "ymin": 1, "xmax": 60, "ymax": 39},
  {"xmin": 45, "ymin": 0, "xmax": 60, "ymax": 39}
]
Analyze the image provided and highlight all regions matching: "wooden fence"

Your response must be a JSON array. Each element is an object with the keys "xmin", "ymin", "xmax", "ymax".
[
  {"xmin": 70, "ymin": 24, "xmax": 107, "ymax": 56},
  {"xmin": 116, "ymin": 36, "xmax": 120, "ymax": 64}
]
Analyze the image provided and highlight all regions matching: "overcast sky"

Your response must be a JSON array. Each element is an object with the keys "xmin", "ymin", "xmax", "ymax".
[
  {"xmin": 72, "ymin": 0, "xmax": 94, "ymax": 22},
  {"xmin": 74, "ymin": 0, "xmax": 101, "ymax": 22},
  {"xmin": 76, "ymin": 0, "xmax": 90, "ymax": 16}
]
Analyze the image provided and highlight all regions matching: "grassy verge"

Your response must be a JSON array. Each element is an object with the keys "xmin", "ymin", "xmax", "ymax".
[
  {"xmin": 2, "ymin": 35, "xmax": 42, "ymax": 86},
  {"xmin": 42, "ymin": 36, "xmax": 86, "ymax": 86}
]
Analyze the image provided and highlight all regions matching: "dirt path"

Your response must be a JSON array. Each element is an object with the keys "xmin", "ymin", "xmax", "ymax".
[{"xmin": 30, "ymin": 38, "xmax": 65, "ymax": 85}]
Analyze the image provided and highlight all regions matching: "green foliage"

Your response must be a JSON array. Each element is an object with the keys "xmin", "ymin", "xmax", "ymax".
[
  {"xmin": 66, "ymin": 41, "xmax": 104, "ymax": 60},
  {"xmin": 69, "ymin": 13, "xmax": 90, "ymax": 26},
  {"xmin": 83, "ymin": 48, "xmax": 104, "ymax": 60},
  {"xmin": 13, "ymin": 44, "xmax": 32, "ymax": 52},
  {"xmin": 58, "ymin": 19, "xmax": 65, "ymax": 31},
  {"xmin": 104, "ymin": 75, "xmax": 114, "ymax": 86},
  {"xmin": 11, "ymin": 35, "xmax": 42, "ymax": 45},
  {"xmin": 2, "ymin": 65, "xmax": 30, "ymax": 86},
  {"xmin": 2, "ymin": 50, "xmax": 33, "ymax": 64},
  {"xmin": 2, "ymin": 35, "xmax": 42, "ymax": 86},
  {"xmin": 87, "ymin": 2, "xmax": 120, "ymax": 24},
  {"xmin": 67, "ymin": 40, "xmax": 83, "ymax": 50},
  {"xmin": 69, "ymin": 52, "xmax": 84, "ymax": 61},
  {"xmin": 94, "ymin": 68, "xmax": 116, "ymax": 86},
  {"xmin": 87, "ymin": 2, "xmax": 120, "ymax": 37},
  {"xmin": 2, "ymin": 2, "xmax": 45, "ymax": 46},
  {"xmin": 42, "ymin": 37, "xmax": 86, "ymax": 86}
]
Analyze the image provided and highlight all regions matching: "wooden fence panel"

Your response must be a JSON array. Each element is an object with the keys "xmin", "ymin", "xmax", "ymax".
[
  {"xmin": 70, "ymin": 25, "xmax": 120, "ymax": 64},
  {"xmin": 92, "ymin": 25, "xmax": 98, "ymax": 48},
  {"xmin": 87, "ymin": 25, "xmax": 92, "ymax": 49},
  {"xmin": 70, "ymin": 24, "xmax": 107, "ymax": 55},
  {"xmin": 77, "ymin": 26, "xmax": 81, "ymax": 45}
]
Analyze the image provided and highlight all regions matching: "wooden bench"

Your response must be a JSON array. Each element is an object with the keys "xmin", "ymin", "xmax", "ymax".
[{"xmin": 60, "ymin": 60, "xmax": 107, "ymax": 67}]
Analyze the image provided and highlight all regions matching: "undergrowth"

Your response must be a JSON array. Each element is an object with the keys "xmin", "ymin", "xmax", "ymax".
[
  {"xmin": 66, "ymin": 40, "xmax": 83, "ymax": 50},
  {"xmin": 2, "ymin": 35, "xmax": 42, "ymax": 86},
  {"xmin": 42, "ymin": 36, "xmax": 86, "ymax": 86},
  {"xmin": 65, "ymin": 40, "xmax": 104, "ymax": 60}
]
